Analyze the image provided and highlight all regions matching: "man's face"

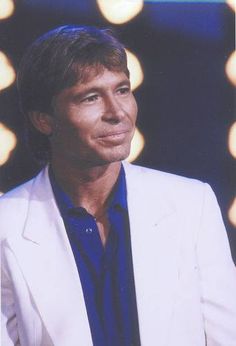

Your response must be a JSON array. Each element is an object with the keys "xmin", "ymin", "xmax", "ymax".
[{"xmin": 49, "ymin": 68, "xmax": 137, "ymax": 168}]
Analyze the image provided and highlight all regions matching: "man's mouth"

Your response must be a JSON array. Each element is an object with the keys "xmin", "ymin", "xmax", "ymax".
[{"xmin": 97, "ymin": 129, "xmax": 131, "ymax": 144}]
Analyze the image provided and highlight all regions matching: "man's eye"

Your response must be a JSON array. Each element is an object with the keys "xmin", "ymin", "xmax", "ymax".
[
  {"xmin": 82, "ymin": 94, "xmax": 99, "ymax": 103},
  {"xmin": 117, "ymin": 87, "xmax": 130, "ymax": 95}
]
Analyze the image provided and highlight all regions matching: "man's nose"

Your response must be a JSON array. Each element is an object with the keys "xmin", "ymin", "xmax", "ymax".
[{"xmin": 102, "ymin": 95, "xmax": 125, "ymax": 123}]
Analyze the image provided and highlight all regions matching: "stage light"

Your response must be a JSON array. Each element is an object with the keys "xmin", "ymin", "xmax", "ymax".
[
  {"xmin": 126, "ymin": 49, "xmax": 144, "ymax": 91},
  {"xmin": 0, "ymin": 0, "xmax": 15, "ymax": 20},
  {"xmin": 97, "ymin": 0, "xmax": 143, "ymax": 25},
  {"xmin": 0, "ymin": 123, "xmax": 17, "ymax": 166},
  {"xmin": 228, "ymin": 197, "xmax": 236, "ymax": 227},
  {"xmin": 0, "ymin": 51, "xmax": 16, "ymax": 91},
  {"xmin": 225, "ymin": 51, "xmax": 236, "ymax": 86},
  {"xmin": 127, "ymin": 127, "xmax": 145, "ymax": 163},
  {"xmin": 228, "ymin": 122, "xmax": 236, "ymax": 159},
  {"xmin": 226, "ymin": 0, "xmax": 236, "ymax": 12}
]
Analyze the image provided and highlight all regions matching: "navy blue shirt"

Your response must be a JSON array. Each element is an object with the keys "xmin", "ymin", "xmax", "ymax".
[{"xmin": 49, "ymin": 165, "xmax": 140, "ymax": 346}]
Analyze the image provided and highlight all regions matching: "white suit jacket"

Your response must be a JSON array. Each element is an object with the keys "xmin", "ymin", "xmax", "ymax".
[{"xmin": 1, "ymin": 162, "xmax": 236, "ymax": 346}]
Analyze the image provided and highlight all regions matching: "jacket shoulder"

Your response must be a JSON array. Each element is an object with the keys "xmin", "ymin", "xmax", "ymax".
[
  {"xmin": 0, "ymin": 170, "xmax": 43, "ymax": 241},
  {"xmin": 124, "ymin": 162, "xmax": 206, "ymax": 191}
]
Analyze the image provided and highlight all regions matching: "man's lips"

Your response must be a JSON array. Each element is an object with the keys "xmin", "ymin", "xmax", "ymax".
[
  {"xmin": 97, "ymin": 129, "xmax": 131, "ymax": 138},
  {"xmin": 96, "ymin": 129, "xmax": 132, "ymax": 144}
]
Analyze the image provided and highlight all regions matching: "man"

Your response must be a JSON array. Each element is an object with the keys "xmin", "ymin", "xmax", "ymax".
[{"xmin": 1, "ymin": 25, "xmax": 236, "ymax": 346}]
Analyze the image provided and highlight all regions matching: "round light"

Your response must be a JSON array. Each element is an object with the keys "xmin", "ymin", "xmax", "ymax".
[
  {"xmin": 228, "ymin": 122, "xmax": 236, "ymax": 159},
  {"xmin": 228, "ymin": 197, "xmax": 236, "ymax": 227},
  {"xmin": 226, "ymin": 0, "xmax": 236, "ymax": 12},
  {"xmin": 126, "ymin": 49, "xmax": 144, "ymax": 91},
  {"xmin": 0, "ymin": 123, "xmax": 17, "ymax": 166},
  {"xmin": 0, "ymin": 51, "xmax": 16, "ymax": 91},
  {"xmin": 225, "ymin": 50, "xmax": 236, "ymax": 86},
  {"xmin": 97, "ymin": 0, "xmax": 143, "ymax": 25},
  {"xmin": 127, "ymin": 127, "xmax": 145, "ymax": 163},
  {"xmin": 0, "ymin": 0, "xmax": 15, "ymax": 20}
]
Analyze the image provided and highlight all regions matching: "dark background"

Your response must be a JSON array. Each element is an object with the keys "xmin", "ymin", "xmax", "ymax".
[{"xmin": 0, "ymin": 1, "xmax": 235, "ymax": 261}]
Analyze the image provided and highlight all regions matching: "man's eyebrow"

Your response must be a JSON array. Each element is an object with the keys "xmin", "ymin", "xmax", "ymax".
[{"xmin": 70, "ymin": 79, "xmax": 131, "ymax": 100}]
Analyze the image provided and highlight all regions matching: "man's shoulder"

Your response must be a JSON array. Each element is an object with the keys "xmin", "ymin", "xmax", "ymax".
[
  {"xmin": 123, "ymin": 162, "xmax": 205, "ymax": 191},
  {"xmin": 0, "ymin": 168, "xmax": 47, "ymax": 241}
]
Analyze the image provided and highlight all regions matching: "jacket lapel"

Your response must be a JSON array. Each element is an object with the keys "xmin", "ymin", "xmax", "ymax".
[
  {"xmin": 124, "ymin": 163, "xmax": 182, "ymax": 345},
  {"xmin": 6, "ymin": 168, "xmax": 92, "ymax": 346}
]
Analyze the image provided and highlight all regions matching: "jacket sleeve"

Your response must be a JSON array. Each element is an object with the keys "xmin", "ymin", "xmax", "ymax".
[
  {"xmin": 1, "ymin": 251, "xmax": 20, "ymax": 346},
  {"xmin": 197, "ymin": 183, "xmax": 236, "ymax": 345}
]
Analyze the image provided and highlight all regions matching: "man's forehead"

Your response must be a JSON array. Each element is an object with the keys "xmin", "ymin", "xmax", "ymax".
[
  {"xmin": 53, "ymin": 67, "xmax": 130, "ymax": 104},
  {"xmin": 73, "ymin": 63, "xmax": 128, "ymax": 85}
]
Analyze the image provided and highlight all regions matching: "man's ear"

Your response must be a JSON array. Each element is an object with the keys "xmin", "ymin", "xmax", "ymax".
[{"xmin": 28, "ymin": 111, "xmax": 54, "ymax": 136}]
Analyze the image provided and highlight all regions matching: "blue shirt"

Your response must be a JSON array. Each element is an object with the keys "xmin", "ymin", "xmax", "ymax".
[{"xmin": 49, "ymin": 165, "xmax": 140, "ymax": 346}]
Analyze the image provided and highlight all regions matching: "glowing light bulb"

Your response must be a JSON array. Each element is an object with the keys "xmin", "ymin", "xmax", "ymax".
[
  {"xmin": 228, "ymin": 122, "xmax": 236, "ymax": 159},
  {"xmin": 226, "ymin": 0, "xmax": 236, "ymax": 12},
  {"xmin": 0, "ymin": 0, "xmax": 15, "ymax": 20},
  {"xmin": 225, "ymin": 51, "xmax": 236, "ymax": 86},
  {"xmin": 0, "ymin": 123, "xmax": 17, "ymax": 165},
  {"xmin": 126, "ymin": 49, "xmax": 144, "ymax": 91},
  {"xmin": 97, "ymin": 0, "xmax": 143, "ymax": 25},
  {"xmin": 0, "ymin": 51, "xmax": 16, "ymax": 91},
  {"xmin": 127, "ymin": 127, "xmax": 145, "ymax": 162},
  {"xmin": 228, "ymin": 198, "xmax": 236, "ymax": 227}
]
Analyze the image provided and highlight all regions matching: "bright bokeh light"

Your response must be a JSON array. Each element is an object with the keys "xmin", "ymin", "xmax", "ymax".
[
  {"xmin": 0, "ymin": 0, "xmax": 15, "ymax": 20},
  {"xmin": 226, "ymin": 0, "xmax": 236, "ymax": 11},
  {"xmin": 0, "ymin": 51, "xmax": 16, "ymax": 91},
  {"xmin": 228, "ymin": 122, "xmax": 236, "ymax": 159},
  {"xmin": 0, "ymin": 123, "xmax": 17, "ymax": 166},
  {"xmin": 0, "ymin": 192, "xmax": 3, "ymax": 196},
  {"xmin": 97, "ymin": 0, "xmax": 143, "ymax": 24},
  {"xmin": 126, "ymin": 49, "xmax": 144, "ymax": 91},
  {"xmin": 127, "ymin": 127, "xmax": 145, "ymax": 162},
  {"xmin": 225, "ymin": 50, "xmax": 236, "ymax": 86},
  {"xmin": 228, "ymin": 198, "xmax": 236, "ymax": 227}
]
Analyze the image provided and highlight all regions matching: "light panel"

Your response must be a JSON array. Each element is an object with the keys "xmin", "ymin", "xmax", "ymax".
[
  {"xmin": 97, "ymin": 0, "xmax": 143, "ymax": 24},
  {"xmin": 127, "ymin": 127, "xmax": 145, "ymax": 162},
  {"xmin": 226, "ymin": 0, "xmax": 236, "ymax": 11},
  {"xmin": 126, "ymin": 49, "xmax": 144, "ymax": 91},
  {"xmin": 0, "ymin": 123, "xmax": 17, "ymax": 166},
  {"xmin": 228, "ymin": 122, "xmax": 236, "ymax": 159},
  {"xmin": 225, "ymin": 51, "xmax": 236, "ymax": 86},
  {"xmin": 228, "ymin": 198, "xmax": 236, "ymax": 227},
  {"xmin": 0, "ymin": 51, "xmax": 16, "ymax": 91},
  {"xmin": 0, "ymin": 0, "xmax": 15, "ymax": 20}
]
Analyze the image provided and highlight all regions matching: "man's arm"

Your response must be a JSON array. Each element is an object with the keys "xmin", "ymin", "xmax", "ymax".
[
  {"xmin": 1, "ymin": 250, "xmax": 20, "ymax": 346},
  {"xmin": 197, "ymin": 183, "xmax": 236, "ymax": 345}
]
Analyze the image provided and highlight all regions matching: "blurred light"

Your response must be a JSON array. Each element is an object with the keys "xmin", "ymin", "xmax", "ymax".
[
  {"xmin": 228, "ymin": 122, "xmax": 236, "ymax": 159},
  {"xmin": 226, "ymin": 0, "xmax": 236, "ymax": 11},
  {"xmin": 0, "ymin": 123, "xmax": 17, "ymax": 166},
  {"xmin": 228, "ymin": 198, "xmax": 236, "ymax": 227},
  {"xmin": 126, "ymin": 49, "xmax": 144, "ymax": 91},
  {"xmin": 0, "ymin": 0, "xmax": 15, "ymax": 20},
  {"xmin": 0, "ymin": 51, "xmax": 16, "ymax": 91},
  {"xmin": 97, "ymin": 0, "xmax": 143, "ymax": 24},
  {"xmin": 225, "ymin": 51, "xmax": 236, "ymax": 86},
  {"xmin": 127, "ymin": 127, "xmax": 145, "ymax": 162},
  {"xmin": 0, "ymin": 192, "xmax": 3, "ymax": 196}
]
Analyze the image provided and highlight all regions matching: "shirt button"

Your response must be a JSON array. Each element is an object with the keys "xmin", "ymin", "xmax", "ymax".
[{"xmin": 85, "ymin": 228, "xmax": 93, "ymax": 234}]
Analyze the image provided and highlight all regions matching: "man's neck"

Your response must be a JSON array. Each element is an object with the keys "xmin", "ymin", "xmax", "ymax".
[{"xmin": 50, "ymin": 160, "xmax": 122, "ymax": 217}]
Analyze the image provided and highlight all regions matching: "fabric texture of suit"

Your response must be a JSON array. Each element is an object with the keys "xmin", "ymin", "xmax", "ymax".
[{"xmin": 1, "ymin": 162, "xmax": 236, "ymax": 346}]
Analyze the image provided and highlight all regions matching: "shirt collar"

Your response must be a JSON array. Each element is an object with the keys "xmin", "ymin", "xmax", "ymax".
[{"xmin": 49, "ymin": 164, "xmax": 128, "ymax": 216}]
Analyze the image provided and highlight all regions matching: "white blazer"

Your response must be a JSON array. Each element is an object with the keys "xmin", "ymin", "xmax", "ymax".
[{"xmin": 1, "ymin": 163, "xmax": 236, "ymax": 346}]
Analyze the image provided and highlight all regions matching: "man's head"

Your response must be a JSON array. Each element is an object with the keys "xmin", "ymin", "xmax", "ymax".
[{"xmin": 17, "ymin": 25, "xmax": 137, "ymax": 165}]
